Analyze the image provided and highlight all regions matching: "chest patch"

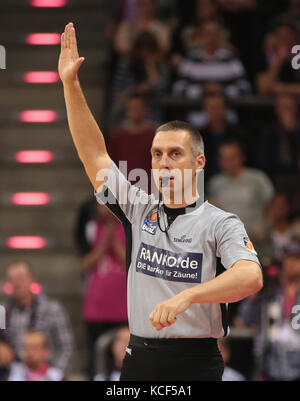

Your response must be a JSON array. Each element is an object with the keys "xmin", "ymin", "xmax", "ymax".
[
  {"xmin": 141, "ymin": 211, "xmax": 158, "ymax": 236},
  {"xmin": 136, "ymin": 242, "xmax": 203, "ymax": 283}
]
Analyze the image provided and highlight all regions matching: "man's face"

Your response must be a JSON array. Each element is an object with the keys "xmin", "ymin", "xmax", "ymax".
[
  {"xmin": 275, "ymin": 95, "xmax": 297, "ymax": 117},
  {"xmin": 276, "ymin": 25, "xmax": 297, "ymax": 48},
  {"xmin": 219, "ymin": 144, "xmax": 245, "ymax": 174},
  {"xmin": 151, "ymin": 130, "xmax": 205, "ymax": 204},
  {"xmin": 126, "ymin": 98, "xmax": 147, "ymax": 124},
  {"xmin": 23, "ymin": 333, "xmax": 49, "ymax": 370},
  {"xmin": 204, "ymin": 96, "xmax": 226, "ymax": 122},
  {"xmin": 201, "ymin": 22, "xmax": 221, "ymax": 50},
  {"xmin": 7, "ymin": 264, "xmax": 33, "ymax": 300},
  {"xmin": 137, "ymin": 0, "xmax": 156, "ymax": 19}
]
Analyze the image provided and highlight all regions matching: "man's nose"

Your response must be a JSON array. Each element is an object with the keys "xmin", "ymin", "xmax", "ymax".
[{"xmin": 159, "ymin": 154, "xmax": 170, "ymax": 169}]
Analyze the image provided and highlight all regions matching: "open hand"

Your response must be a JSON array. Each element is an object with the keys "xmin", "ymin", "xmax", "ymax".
[{"xmin": 58, "ymin": 22, "xmax": 85, "ymax": 84}]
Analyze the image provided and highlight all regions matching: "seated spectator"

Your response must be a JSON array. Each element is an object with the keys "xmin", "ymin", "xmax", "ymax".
[
  {"xmin": 208, "ymin": 139, "xmax": 275, "ymax": 237},
  {"xmin": 114, "ymin": 0, "xmax": 171, "ymax": 56},
  {"xmin": 216, "ymin": 1, "xmax": 258, "ymax": 80},
  {"xmin": 94, "ymin": 326, "xmax": 130, "ymax": 381},
  {"xmin": 172, "ymin": 19, "xmax": 251, "ymax": 99},
  {"xmin": 235, "ymin": 251, "xmax": 300, "ymax": 381},
  {"xmin": 0, "ymin": 262, "xmax": 74, "ymax": 376},
  {"xmin": 192, "ymin": 93, "xmax": 244, "ymax": 177},
  {"xmin": 188, "ymin": 86, "xmax": 239, "ymax": 131},
  {"xmin": 255, "ymin": 194, "xmax": 300, "ymax": 264},
  {"xmin": 256, "ymin": 23, "xmax": 300, "ymax": 96},
  {"xmin": 108, "ymin": 94, "xmax": 157, "ymax": 192},
  {"xmin": 218, "ymin": 338, "xmax": 246, "ymax": 381},
  {"xmin": 112, "ymin": 32, "xmax": 170, "ymax": 125},
  {"xmin": 174, "ymin": 0, "xmax": 230, "ymax": 55},
  {"xmin": 273, "ymin": 0, "xmax": 300, "ymax": 32},
  {"xmin": 81, "ymin": 204, "xmax": 127, "ymax": 380},
  {"xmin": 257, "ymin": 94, "xmax": 300, "ymax": 177},
  {"xmin": 7, "ymin": 332, "xmax": 64, "ymax": 381}
]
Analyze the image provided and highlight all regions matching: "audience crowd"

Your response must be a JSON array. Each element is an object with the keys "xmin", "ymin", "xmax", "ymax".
[{"xmin": 1, "ymin": 0, "xmax": 300, "ymax": 381}]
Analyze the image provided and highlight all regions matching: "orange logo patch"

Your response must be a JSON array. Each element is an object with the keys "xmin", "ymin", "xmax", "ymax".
[
  {"xmin": 243, "ymin": 237, "xmax": 256, "ymax": 253},
  {"xmin": 149, "ymin": 212, "xmax": 158, "ymax": 222}
]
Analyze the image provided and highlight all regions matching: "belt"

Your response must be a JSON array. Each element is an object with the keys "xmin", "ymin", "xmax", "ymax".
[{"xmin": 129, "ymin": 334, "xmax": 218, "ymax": 349}]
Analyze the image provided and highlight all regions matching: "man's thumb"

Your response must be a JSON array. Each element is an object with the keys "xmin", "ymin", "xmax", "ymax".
[{"xmin": 75, "ymin": 57, "xmax": 85, "ymax": 70}]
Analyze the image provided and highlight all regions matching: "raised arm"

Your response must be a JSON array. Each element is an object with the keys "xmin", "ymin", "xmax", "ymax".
[{"xmin": 58, "ymin": 22, "xmax": 112, "ymax": 190}]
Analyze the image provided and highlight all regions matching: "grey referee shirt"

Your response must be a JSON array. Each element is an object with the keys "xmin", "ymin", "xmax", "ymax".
[{"xmin": 95, "ymin": 162, "xmax": 260, "ymax": 339}]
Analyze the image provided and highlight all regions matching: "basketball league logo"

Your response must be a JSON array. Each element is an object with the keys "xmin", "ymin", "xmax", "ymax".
[{"xmin": 141, "ymin": 211, "xmax": 158, "ymax": 235}]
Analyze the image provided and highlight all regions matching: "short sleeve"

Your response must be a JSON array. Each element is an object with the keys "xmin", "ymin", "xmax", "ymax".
[
  {"xmin": 215, "ymin": 214, "xmax": 260, "ymax": 270},
  {"xmin": 94, "ymin": 161, "xmax": 155, "ymax": 224}
]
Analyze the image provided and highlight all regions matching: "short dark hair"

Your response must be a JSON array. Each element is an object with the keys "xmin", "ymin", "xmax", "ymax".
[
  {"xmin": 220, "ymin": 137, "xmax": 246, "ymax": 156},
  {"xmin": 155, "ymin": 120, "xmax": 205, "ymax": 158}
]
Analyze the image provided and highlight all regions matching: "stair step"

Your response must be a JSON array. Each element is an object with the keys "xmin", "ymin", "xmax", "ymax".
[
  {"xmin": 0, "ymin": 127, "xmax": 80, "ymax": 163},
  {"xmin": 0, "ymin": 48, "xmax": 108, "ymax": 85},
  {"xmin": 0, "ymin": 250, "xmax": 83, "ymax": 284},
  {"xmin": 0, "ymin": 85, "xmax": 105, "ymax": 112}
]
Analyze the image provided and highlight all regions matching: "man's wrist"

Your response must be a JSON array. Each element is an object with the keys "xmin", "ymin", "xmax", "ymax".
[
  {"xmin": 62, "ymin": 79, "xmax": 80, "ymax": 90},
  {"xmin": 182, "ymin": 286, "xmax": 202, "ymax": 305}
]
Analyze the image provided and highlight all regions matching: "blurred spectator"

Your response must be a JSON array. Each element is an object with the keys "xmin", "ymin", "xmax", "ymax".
[
  {"xmin": 108, "ymin": 94, "xmax": 157, "ymax": 192},
  {"xmin": 193, "ymin": 93, "xmax": 245, "ymax": 177},
  {"xmin": 0, "ymin": 262, "xmax": 73, "ymax": 376},
  {"xmin": 255, "ymin": 194, "xmax": 300, "ymax": 264},
  {"xmin": 74, "ymin": 197, "xmax": 98, "ymax": 259},
  {"xmin": 114, "ymin": 0, "xmax": 171, "ymax": 56},
  {"xmin": 217, "ymin": 0, "xmax": 257, "ymax": 13},
  {"xmin": 257, "ymin": 94, "xmax": 300, "ymax": 177},
  {"xmin": 172, "ymin": 19, "xmax": 251, "ymax": 99},
  {"xmin": 173, "ymin": 0, "xmax": 230, "ymax": 55},
  {"xmin": 236, "ymin": 251, "xmax": 300, "ymax": 381},
  {"xmin": 256, "ymin": 23, "xmax": 300, "ymax": 96},
  {"xmin": 7, "ymin": 332, "xmax": 64, "ymax": 381},
  {"xmin": 187, "ymin": 87, "xmax": 239, "ymax": 131},
  {"xmin": 112, "ymin": 31, "xmax": 170, "ymax": 125},
  {"xmin": 216, "ymin": 1, "xmax": 258, "ymax": 80},
  {"xmin": 94, "ymin": 326, "xmax": 130, "ymax": 381},
  {"xmin": 208, "ymin": 139, "xmax": 275, "ymax": 236},
  {"xmin": 274, "ymin": 0, "xmax": 300, "ymax": 32},
  {"xmin": 218, "ymin": 338, "xmax": 246, "ymax": 381},
  {"xmin": 81, "ymin": 204, "xmax": 127, "ymax": 380}
]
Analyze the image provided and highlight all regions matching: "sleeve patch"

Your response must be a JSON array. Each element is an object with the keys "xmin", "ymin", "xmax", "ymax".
[{"xmin": 243, "ymin": 237, "xmax": 257, "ymax": 254}]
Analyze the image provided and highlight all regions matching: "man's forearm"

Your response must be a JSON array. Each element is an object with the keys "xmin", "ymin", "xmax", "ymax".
[
  {"xmin": 184, "ymin": 262, "xmax": 263, "ymax": 304},
  {"xmin": 63, "ymin": 80, "xmax": 107, "ymax": 163}
]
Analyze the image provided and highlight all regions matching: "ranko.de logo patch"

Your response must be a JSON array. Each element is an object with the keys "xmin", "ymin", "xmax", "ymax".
[{"xmin": 141, "ymin": 211, "xmax": 158, "ymax": 235}]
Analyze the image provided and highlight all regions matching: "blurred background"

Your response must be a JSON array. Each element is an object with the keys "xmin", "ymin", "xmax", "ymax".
[{"xmin": 0, "ymin": 0, "xmax": 300, "ymax": 381}]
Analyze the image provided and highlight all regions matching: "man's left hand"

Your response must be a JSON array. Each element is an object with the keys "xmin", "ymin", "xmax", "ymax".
[{"xmin": 149, "ymin": 291, "xmax": 192, "ymax": 331}]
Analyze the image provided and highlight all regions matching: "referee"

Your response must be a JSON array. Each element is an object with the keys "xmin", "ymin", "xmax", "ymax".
[{"xmin": 59, "ymin": 23, "xmax": 263, "ymax": 381}]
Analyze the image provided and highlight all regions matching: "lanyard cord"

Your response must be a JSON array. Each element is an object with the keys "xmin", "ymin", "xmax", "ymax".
[{"xmin": 157, "ymin": 190, "xmax": 170, "ymax": 233}]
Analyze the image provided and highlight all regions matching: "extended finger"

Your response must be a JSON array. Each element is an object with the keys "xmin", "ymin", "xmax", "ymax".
[
  {"xmin": 66, "ymin": 24, "xmax": 71, "ymax": 49},
  {"xmin": 70, "ymin": 27, "xmax": 79, "ymax": 57},
  {"xmin": 61, "ymin": 33, "xmax": 65, "ymax": 50}
]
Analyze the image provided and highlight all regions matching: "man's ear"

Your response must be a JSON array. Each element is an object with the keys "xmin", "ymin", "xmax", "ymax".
[{"xmin": 196, "ymin": 154, "xmax": 206, "ymax": 172}]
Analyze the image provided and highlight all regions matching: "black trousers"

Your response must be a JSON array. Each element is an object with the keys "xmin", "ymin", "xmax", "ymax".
[{"xmin": 120, "ymin": 335, "xmax": 224, "ymax": 381}]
